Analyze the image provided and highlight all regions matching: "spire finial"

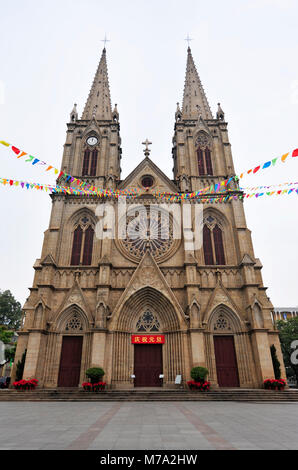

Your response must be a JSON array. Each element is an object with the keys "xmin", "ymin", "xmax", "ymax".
[
  {"xmin": 101, "ymin": 33, "xmax": 110, "ymax": 50},
  {"xmin": 185, "ymin": 34, "xmax": 193, "ymax": 48},
  {"xmin": 142, "ymin": 138, "xmax": 152, "ymax": 157}
]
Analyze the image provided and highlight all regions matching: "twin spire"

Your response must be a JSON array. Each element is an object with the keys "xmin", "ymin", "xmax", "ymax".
[
  {"xmin": 182, "ymin": 47, "xmax": 213, "ymax": 120},
  {"xmin": 81, "ymin": 48, "xmax": 112, "ymax": 120},
  {"xmin": 79, "ymin": 45, "xmax": 216, "ymax": 122}
]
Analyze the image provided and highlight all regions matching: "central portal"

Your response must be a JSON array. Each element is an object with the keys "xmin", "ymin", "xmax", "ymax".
[{"xmin": 134, "ymin": 344, "xmax": 163, "ymax": 387}]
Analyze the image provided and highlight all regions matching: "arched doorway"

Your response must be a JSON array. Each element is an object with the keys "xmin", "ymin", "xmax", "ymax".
[
  {"xmin": 55, "ymin": 305, "xmax": 90, "ymax": 388},
  {"xmin": 111, "ymin": 286, "xmax": 186, "ymax": 388},
  {"xmin": 133, "ymin": 310, "xmax": 163, "ymax": 387},
  {"xmin": 206, "ymin": 305, "xmax": 252, "ymax": 388}
]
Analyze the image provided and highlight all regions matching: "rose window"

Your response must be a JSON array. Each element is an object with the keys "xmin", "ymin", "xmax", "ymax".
[
  {"xmin": 117, "ymin": 206, "xmax": 179, "ymax": 263},
  {"xmin": 214, "ymin": 313, "xmax": 231, "ymax": 331},
  {"xmin": 136, "ymin": 310, "xmax": 160, "ymax": 332},
  {"xmin": 65, "ymin": 313, "xmax": 83, "ymax": 331}
]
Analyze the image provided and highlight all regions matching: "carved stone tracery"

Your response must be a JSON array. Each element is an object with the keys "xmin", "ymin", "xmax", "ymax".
[{"xmin": 195, "ymin": 131, "xmax": 211, "ymax": 150}]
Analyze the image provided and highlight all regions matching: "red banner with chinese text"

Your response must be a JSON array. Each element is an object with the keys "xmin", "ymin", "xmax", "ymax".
[{"xmin": 131, "ymin": 335, "xmax": 165, "ymax": 344}]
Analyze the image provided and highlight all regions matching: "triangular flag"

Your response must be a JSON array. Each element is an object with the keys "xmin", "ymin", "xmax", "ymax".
[
  {"xmin": 17, "ymin": 151, "xmax": 27, "ymax": 159},
  {"xmin": 11, "ymin": 146, "xmax": 20, "ymax": 155},
  {"xmin": 281, "ymin": 153, "xmax": 289, "ymax": 162}
]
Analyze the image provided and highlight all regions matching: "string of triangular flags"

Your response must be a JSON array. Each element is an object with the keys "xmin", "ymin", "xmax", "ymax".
[{"xmin": 1, "ymin": 139, "xmax": 298, "ymax": 201}]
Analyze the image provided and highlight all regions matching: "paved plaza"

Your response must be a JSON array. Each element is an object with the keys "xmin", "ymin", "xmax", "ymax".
[{"xmin": 0, "ymin": 401, "xmax": 297, "ymax": 450}]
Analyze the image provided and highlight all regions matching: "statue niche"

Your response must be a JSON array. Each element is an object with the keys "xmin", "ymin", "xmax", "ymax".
[
  {"xmin": 95, "ymin": 302, "xmax": 109, "ymax": 328},
  {"xmin": 189, "ymin": 301, "xmax": 201, "ymax": 328}
]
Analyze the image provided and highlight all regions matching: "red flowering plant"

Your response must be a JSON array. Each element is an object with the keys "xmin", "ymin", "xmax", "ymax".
[
  {"xmin": 264, "ymin": 378, "xmax": 287, "ymax": 390},
  {"xmin": 82, "ymin": 381, "xmax": 106, "ymax": 392},
  {"xmin": 92, "ymin": 382, "xmax": 106, "ymax": 392},
  {"xmin": 13, "ymin": 379, "xmax": 38, "ymax": 390},
  {"xmin": 82, "ymin": 382, "xmax": 93, "ymax": 391},
  {"xmin": 187, "ymin": 380, "xmax": 211, "ymax": 391}
]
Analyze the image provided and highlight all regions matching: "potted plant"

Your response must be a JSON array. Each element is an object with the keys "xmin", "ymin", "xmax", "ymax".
[
  {"xmin": 82, "ymin": 381, "xmax": 106, "ymax": 392},
  {"xmin": 85, "ymin": 367, "xmax": 105, "ymax": 384},
  {"xmin": 187, "ymin": 367, "xmax": 210, "ymax": 391},
  {"xmin": 13, "ymin": 379, "xmax": 38, "ymax": 390},
  {"xmin": 264, "ymin": 378, "xmax": 287, "ymax": 390},
  {"xmin": 190, "ymin": 366, "xmax": 209, "ymax": 383},
  {"xmin": 82, "ymin": 382, "xmax": 93, "ymax": 391}
]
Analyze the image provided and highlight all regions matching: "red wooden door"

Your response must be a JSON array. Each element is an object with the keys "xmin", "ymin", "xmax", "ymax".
[
  {"xmin": 58, "ymin": 336, "xmax": 83, "ymax": 387},
  {"xmin": 214, "ymin": 336, "xmax": 239, "ymax": 387},
  {"xmin": 134, "ymin": 344, "xmax": 163, "ymax": 387}
]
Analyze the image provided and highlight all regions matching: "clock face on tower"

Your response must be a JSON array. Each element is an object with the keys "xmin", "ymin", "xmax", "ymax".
[{"xmin": 86, "ymin": 136, "xmax": 98, "ymax": 146}]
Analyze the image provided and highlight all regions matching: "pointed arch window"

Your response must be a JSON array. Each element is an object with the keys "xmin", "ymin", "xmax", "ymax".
[
  {"xmin": 82, "ymin": 149, "xmax": 90, "ymax": 176},
  {"xmin": 82, "ymin": 148, "xmax": 98, "ymax": 176},
  {"xmin": 203, "ymin": 221, "xmax": 225, "ymax": 265},
  {"xmin": 71, "ymin": 226, "xmax": 83, "ymax": 265},
  {"xmin": 90, "ymin": 150, "xmax": 98, "ymax": 176},
  {"xmin": 82, "ymin": 225, "xmax": 94, "ymax": 265},
  {"xmin": 71, "ymin": 221, "xmax": 94, "ymax": 266},
  {"xmin": 197, "ymin": 146, "xmax": 213, "ymax": 176},
  {"xmin": 203, "ymin": 225, "xmax": 214, "ymax": 265},
  {"xmin": 213, "ymin": 224, "xmax": 225, "ymax": 265}
]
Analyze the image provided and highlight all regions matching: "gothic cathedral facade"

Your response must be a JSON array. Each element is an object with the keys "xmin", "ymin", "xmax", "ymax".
[{"xmin": 13, "ymin": 47, "xmax": 286, "ymax": 389}]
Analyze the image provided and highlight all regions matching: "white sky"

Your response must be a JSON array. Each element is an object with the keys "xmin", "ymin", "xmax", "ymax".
[{"xmin": 0, "ymin": 0, "xmax": 298, "ymax": 308}]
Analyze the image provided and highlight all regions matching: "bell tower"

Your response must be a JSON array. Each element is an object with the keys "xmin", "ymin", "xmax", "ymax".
[
  {"xmin": 60, "ymin": 47, "xmax": 122, "ymax": 190},
  {"xmin": 172, "ymin": 47, "xmax": 235, "ymax": 193}
]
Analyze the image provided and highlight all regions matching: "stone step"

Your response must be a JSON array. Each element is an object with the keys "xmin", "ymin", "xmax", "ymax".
[{"xmin": 1, "ymin": 388, "xmax": 298, "ymax": 402}]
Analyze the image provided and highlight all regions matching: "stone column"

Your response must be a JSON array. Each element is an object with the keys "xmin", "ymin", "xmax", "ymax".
[
  {"xmin": 189, "ymin": 329, "xmax": 206, "ymax": 368},
  {"xmin": 22, "ymin": 331, "xmax": 44, "ymax": 380},
  {"xmin": 90, "ymin": 330, "xmax": 107, "ymax": 369},
  {"xmin": 250, "ymin": 330, "xmax": 275, "ymax": 385}
]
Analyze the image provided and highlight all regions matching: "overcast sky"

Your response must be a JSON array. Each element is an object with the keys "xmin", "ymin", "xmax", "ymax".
[{"xmin": 0, "ymin": 0, "xmax": 298, "ymax": 308}]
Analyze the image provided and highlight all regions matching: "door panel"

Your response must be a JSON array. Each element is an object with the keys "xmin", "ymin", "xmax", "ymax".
[
  {"xmin": 134, "ymin": 344, "xmax": 163, "ymax": 387},
  {"xmin": 58, "ymin": 336, "xmax": 83, "ymax": 387},
  {"xmin": 214, "ymin": 336, "xmax": 239, "ymax": 387}
]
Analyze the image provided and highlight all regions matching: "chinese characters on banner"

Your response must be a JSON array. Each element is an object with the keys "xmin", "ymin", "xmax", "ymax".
[{"xmin": 131, "ymin": 335, "xmax": 165, "ymax": 344}]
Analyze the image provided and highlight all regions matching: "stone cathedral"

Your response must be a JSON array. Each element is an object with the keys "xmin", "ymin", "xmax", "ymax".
[{"xmin": 13, "ymin": 47, "xmax": 286, "ymax": 389}]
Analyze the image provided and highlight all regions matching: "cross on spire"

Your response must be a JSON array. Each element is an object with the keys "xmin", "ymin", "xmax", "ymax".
[
  {"xmin": 142, "ymin": 138, "xmax": 152, "ymax": 157},
  {"xmin": 101, "ymin": 33, "xmax": 110, "ymax": 49},
  {"xmin": 185, "ymin": 34, "xmax": 193, "ymax": 48}
]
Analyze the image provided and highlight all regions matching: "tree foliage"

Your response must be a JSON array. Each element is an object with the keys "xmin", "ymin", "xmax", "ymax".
[
  {"xmin": 0, "ymin": 289, "xmax": 22, "ymax": 329},
  {"xmin": 0, "ymin": 325, "xmax": 14, "ymax": 344},
  {"xmin": 277, "ymin": 317, "xmax": 298, "ymax": 386}
]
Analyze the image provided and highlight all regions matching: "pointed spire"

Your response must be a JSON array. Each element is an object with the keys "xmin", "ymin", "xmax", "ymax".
[
  {"xmin": 216, "ymin": 102, "xmax": 225, "ymax": 121},
  {"xmin": 81, "ymin": 48, "xmax": 112, "ymax": 120},
  {"xmin": 70, "ymin": 103, "xmax": 78, "ymax": 122},
  {"xmin": 182, "ymin": 47, "xmax": 213, "ymax": 120}
]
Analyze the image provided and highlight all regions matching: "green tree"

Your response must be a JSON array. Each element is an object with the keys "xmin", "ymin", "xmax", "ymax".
[
  {"xmin": 0, "ymin": 290, "xmax": 22, "ymax": 329},
  {"xmin": 277, "ymin": 317, "xmax": 298, "ymax": 386},
  {"xmin": 5, "ymin": 344, "xmax": 16, "ymax": 363},
  {"xmin": 0, "ymin": 325, "xmax": 14, "ymax": 344}
]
